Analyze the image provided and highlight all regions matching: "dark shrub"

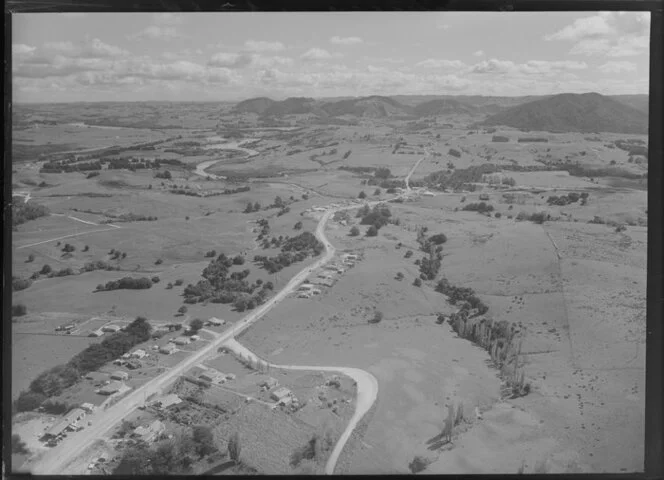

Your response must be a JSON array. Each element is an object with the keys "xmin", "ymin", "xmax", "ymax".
[
  {"xmin": 12, "ymin": 304, "xmax": 27, "ymax": 316},
  {"xmin": 12, "ymin": 278, "xmax": 32, "ymax": 291}
]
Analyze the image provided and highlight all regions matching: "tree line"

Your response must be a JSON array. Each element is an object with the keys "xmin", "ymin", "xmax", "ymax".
[{"xmin": 13, "ymin": 317, "xmax": 152, "ymax": 412}]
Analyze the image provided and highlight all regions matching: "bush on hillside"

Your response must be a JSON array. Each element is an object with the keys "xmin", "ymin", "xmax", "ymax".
[
  {"xmin": 97, "ymin": 277, "xmax": 153, "ymax": 292},
  {"xmin": 12, "ymin": 202, "xmax": 50, "ymax": 226},
  {"xmin": 12, "ymin": 304, "xmax": 27, "ymax": 317},
  {"xmin": 12, "ymin": 278, "xmax": 32, "ymax": 291}
]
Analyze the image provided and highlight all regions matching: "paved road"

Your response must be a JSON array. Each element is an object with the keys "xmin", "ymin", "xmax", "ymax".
[
  {"xmin": 29, "ymin": 181, "xmax": 411, "ymax": 474},
  {"xmin": 28, "ymin": 192, "xmax": 398, "ymax": 475},
  {"xmin": 222, "ymin": 339, "xmax": 378, "ymax": 475}
]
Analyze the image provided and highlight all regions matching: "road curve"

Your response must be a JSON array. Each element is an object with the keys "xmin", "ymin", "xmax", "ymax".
[
  {"xmin": 29, "ymin": 193, "xmax": 396, "ymax": 474},
  {"xmin": 222, "ymin": 338, "xmax": 378, "ymax": 475}
]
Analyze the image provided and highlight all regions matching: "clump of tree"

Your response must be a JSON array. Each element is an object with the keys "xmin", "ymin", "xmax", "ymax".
[
  {"xmin": 358, "ymin": 191, "xmax": 367, "ymax": 199},
  {"xmin": 26, "ymin": 253, "xmax": 35, "ymax": 263},
  {"xmin": 448, "ymin": 148, "xmax": 461, "ymax": 158},
  {"xmin": 368, "ymin": 311, "xmax": 383, "ymax": 324},
  {"xmin": 359, "ymin": 204, "xmax": 392, "ymax": 231},
  {"xmin": 462, "ymin": 202, "xmax": 494, "ymax": 213},
  {"xmin": 491, "ymin": 135, "xmax": 510, "ymax": 142},
  {"xmin": 154, "ymin": 170, "xmax": 172, "ymax": 180},
  {"xmin": 205, "ymin": 249, "xmax": 217, "ymax": 258},
  {"xmin": 12, "ymin": 434, "xmax": 29, "ymax": 454},
  {"xmin": 409, "ymin": 456, "xmax": 432, "ymax": 473},
  {"xmin": 12, "ymin": 304, "xmax": 27, "ymax": 317},
  {"xmin": 12, "ymin": 277, "xmax": 32, "ymax": 291},
  {"xmin": 349, "ymin": 226, "xmax": 360, "ymax": 236},
  {"xmin": 547, "ymin": 192, "xmax": 588, "ymax": 206},
  {"xmin": 255, "ymin": 232, "xmax": 324, "ymax": 275},
  {"xmin": 12, "ymin": 202, "xmax": 50, "ymax": 227},
  {"xmin": 294, "ymin": 221, "xmax": 303, "ymax": 230},
  {"xmin": 413, "ymin": 278, "xmax": 422, "ymax": 287},
  {"xmin": 243, "ymin": 202, "xmax": 261, "ymax": 213},
  {"xmin": 96, "ymin": 277, "xmax": 153, "ymax": 292},
  {"xmin": 435, "ymin": 278, "xmax": 488, "ymax": 315}
]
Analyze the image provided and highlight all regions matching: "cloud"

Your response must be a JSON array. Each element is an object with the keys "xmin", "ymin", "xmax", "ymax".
[
  {"xmin": 544, "ymin": 14, "xmax": 613, "ymax": 41},
  {"xmin": 469, "ymin": 58, "xmax": 516, "ymax": 74},
  {"xmin": 301, "ymin": 48, "xmax": 341, "ymax": 61},
  {"xmin": 473, "ymin": 50, "xmax": 485, "ymax": 57},
  {"xmin": 598, "ymin": 60, "xmax": 637, "ymax": 73},
  {"xmin": 41, "ymin": 39, "xmax": 128, "ymax": 59},
  {"xmin": 250, "ymin": 55, "xmax": 293, "ymax": 68},
  {"xmin": 469, "ymin": 58, "xmax": 587, "ymax": 76},
  {"xmin": 13, "ymin": 44, "xmax": 36, "ymax": 56},
  {"xmin": 208, "ymin": 52, "xmax": 254, "ymax": 69},
  {"xmin": 330, "ymin": 36, "xmax": 363, "ymax": 45},
  {"xmin": 415, "ymin": 59, "xmax": 466, "ymax": 69},
  {"xmin": 545, "ymin": 12, "xmax": 649, "ymax": 57},
  {"xmin": 129, "ymin": 25, "xmax": 181, "ymax": 40},
  {"xmin": 244, "ymin": 40, "xmax": 285, "ymax": 52}
]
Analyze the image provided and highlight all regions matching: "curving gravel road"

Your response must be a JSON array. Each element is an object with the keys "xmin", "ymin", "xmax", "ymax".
[{"xmin": 221, "ymin": 338, "xmax": 379, "ymax": 475}]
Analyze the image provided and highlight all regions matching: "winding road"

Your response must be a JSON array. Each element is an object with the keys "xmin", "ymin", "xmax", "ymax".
[{"xmin": 28, "ymin": 155, "xmax": 422, "ymax": 475}]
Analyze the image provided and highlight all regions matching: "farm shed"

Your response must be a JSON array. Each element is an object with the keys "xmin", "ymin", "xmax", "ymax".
[
  {"xmin": 131, "ymin": 349, "xmax": 148, "ymax": 359},
  {"xmin": 80, "ymin": 403, "xmax": 96, "ymax": 413},
  {"xmin": 88, "ymin": 330, "xmax": 104, "ymax": 337},
  {"xmin": 207, "ymin": 317, "xmax": 225, "ymax": 326},
  {"xmin": 173, "ymin": 336, "xmax": 191, "ymax": 346},
  {"xmin": 101, "ymin": 324, "xmax": 121, "ymax": 333}
]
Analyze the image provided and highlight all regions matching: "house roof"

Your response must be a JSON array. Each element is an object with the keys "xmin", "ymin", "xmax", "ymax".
[
  {"xmin": 64, "ymin": 408, "xmax": 86, "ymax": 422},
  {"xmin": 46, "ymin": 420, "xmax": 69, "ymax": 437},
  {"xmin": 99, "ymin": 381, "xmax": 123, "ymax": 392}
]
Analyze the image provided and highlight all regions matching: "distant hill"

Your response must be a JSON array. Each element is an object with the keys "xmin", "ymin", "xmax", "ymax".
[
  {"xmin": 610, "ymin": 94, "xmax": 649, "ymax": 114},
  {"xmin": 413, "ymin": 98, "xmax": 478, "ymax": 116},
  {"xmin": 233, "ymin": 97, "xmax": 276, "ymax": 114},
  {"xmin": 263, "ymin": 97, "xmax": 321, "ymax": 116},
  {"xmin": 478, "ymin": 92, "xmax": 648, "ymax": 134},
  {"xmin": 321, "ymin": 95, "xmax": 412, "ymax": 118}
]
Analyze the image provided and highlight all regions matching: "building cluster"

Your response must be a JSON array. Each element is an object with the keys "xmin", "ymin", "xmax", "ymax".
[
  {"xmin": 190, "ymin": 364, "xmax": 236, "ymax": 385},
  {"xmin": 41, "ymin": 408, "xmax": 88, "ymax": 445},
  {"xmin": 258, "ymin": 376, "xmax": 300, "ymax": 409},
  {"xmin": 296, "ymin": 253, "xmax": 360, "ymax": 299}
]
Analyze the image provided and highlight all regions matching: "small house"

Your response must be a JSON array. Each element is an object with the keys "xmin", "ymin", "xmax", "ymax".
[
  {"xmin": 110, "ymin": 371, "xmax": 129, "ymax": 381},
  {"xmin": 173, "ymin": 336, "xmax": 190, "ymax": 346},
  {"xmin": 102, "ymin": 324, "xmax": 121, "ymax": 333},
  {"xmin": 43, "ymin": 420, "xmax": 69, "ymax": 440},
  {"xmin": 159, "ymin": 344, "xmax": 176, "ymax": 355},
  {"xmin": 270, "ymin": 387, "xmax": 292, "ymax": 402},
  {"xmin": 80, "ymin": 403, "xmax": 95, "ymax": 414},
  {"xmin": 64, "ymin": 408, "xmax": 86, "ymax": 426},
  {"xmin": 207, "ymin": 317, "xmax": 225, "ymax": 326},
  {"xmin": 154, "ymin": 394, "xmax": 182, "ymax": 409},
  {"xmin": 225, "ymin": 373, "xmax": 236, "ymax": 381},
  {"xmin": 126, "ymin": 360, "xmax": 142, "ymax": 370},
  {"xmin": 199, "ymin": 372, "xmax": 225, "ymax": 384},
  {"xmin": 98, "ymin": 381, "xmax": 123, "ymax": 395},
  {"xmin": 131, "ymin": 349, "xmax": 148, "ymax": 359},
  {"xmin": 88, "ymin": 329, "xmax": 104, "ymax": 337},
  {"xmin": 190, "ymin": 335, "xmax": 200, "ymax": 342},
  {"xmin": 133, "ymin": 420, "xmax": 165, "ymax": 443}
]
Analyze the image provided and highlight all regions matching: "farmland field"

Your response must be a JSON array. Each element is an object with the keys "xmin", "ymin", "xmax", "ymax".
[{"xmin": 11, "ymin": 28, "xmax": 651, "ymax": 475}]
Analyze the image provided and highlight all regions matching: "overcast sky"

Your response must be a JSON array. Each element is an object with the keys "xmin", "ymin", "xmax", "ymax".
[{"xmin": 12, "ymin": 12, "xmax": 650, "ymax": 103}]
